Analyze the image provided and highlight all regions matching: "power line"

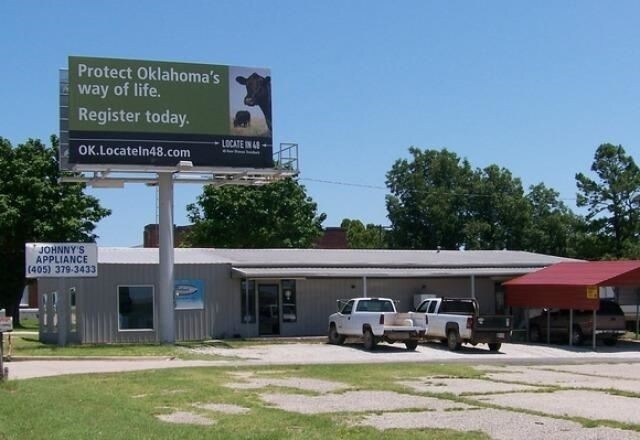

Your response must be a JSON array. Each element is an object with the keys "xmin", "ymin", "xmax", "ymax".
[
  {"xmin": 301, "ymin": 177, "xmax": 580, "ymax": 201},
  {"xmin": 300, "ymin": 178, "xmax": 386, "ymax": 190}
]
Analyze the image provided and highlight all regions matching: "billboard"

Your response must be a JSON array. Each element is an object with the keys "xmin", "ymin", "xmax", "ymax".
[
  {"xmin": 61, "ymin": 56, "xmax": 273, "ymax": 170},
  {"xmin": 25, "ymin": 243, "xmax": 98, "ymax": 278}
]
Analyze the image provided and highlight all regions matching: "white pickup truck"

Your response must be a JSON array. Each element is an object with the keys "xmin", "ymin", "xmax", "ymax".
[
  {"xmin": 415, "ymin": 297, "xmax": 511, "ymax": 352},
  {"xmin": 328, "ymin": 297, "xmax": 427, "ymax": 351}
]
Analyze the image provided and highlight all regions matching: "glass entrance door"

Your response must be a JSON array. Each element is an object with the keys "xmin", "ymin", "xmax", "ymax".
[{"xmin": 258, "ymin": 284, "xmax": 280, "ymax": 335}]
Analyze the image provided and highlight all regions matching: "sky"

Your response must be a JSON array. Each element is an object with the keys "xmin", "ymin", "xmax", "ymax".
[{"xmin": 2, "ymin": 1, "xmax": 640, "ymax": 247}]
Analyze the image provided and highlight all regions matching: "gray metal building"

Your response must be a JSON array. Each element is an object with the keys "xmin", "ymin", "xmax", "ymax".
[{"xmin": 37, "ymin": 248, "xmax": 573, "ymax": 344}]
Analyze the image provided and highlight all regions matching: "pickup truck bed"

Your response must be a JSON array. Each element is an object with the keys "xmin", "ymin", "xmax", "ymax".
[
  {"xmin": 416, "ymin": 297, "xmax": 511, "ymax": 352},
  {"xmin": 328, "ymin": 298, "xmax": 426, "ymax": 351}
]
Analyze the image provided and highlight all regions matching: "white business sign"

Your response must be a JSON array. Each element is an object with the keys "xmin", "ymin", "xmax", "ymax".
[{"xmin": 25, "ymin": 243, "xmax": 98, "ymax": 278}]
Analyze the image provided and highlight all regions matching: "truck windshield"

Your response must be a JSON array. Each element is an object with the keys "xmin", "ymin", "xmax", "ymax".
[{"xmin": 356, "ymin": 300, "xmax": 395, "ymax": 312}]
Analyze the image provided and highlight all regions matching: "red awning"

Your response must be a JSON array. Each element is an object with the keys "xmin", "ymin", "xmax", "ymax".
[{"xmin": 504, "ymin": 261, "xmax": 640, "ymax": 310}]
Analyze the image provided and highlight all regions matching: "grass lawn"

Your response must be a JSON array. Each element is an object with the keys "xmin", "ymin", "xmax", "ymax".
[
  {"xmin": 3, "ymin": 335, "xmax": 238, "ymax": 360},
  {"xmin": 13, "ymin": 318, "xmax": 39, "ymax": 331},
  {"xmin": 3, "ymin": 334, "xmax": 323, "ymax": 359},
  {"xmin": 0, "ymin": 363, "xmax": 486, "ymax": 440}
]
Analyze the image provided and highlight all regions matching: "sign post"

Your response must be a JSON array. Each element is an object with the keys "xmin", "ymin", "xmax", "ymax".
[
  {"xmin": 158, "ymin": 173, "xmax": 175, "ymax": 343},
  {"xmin": 0, "ymin": 316, "xmax": 13, "ymax": 380}
]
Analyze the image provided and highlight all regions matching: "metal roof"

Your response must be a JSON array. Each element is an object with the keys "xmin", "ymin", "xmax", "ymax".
[
  {"xmin": 98, "ymin": 247, "xmax": 232, "ymax": 265},
  {"xmin": 503, "ymin": 261, "xmax": 640, "ymax": 286},
  {"xmin": 231, "ymin": 266, "xmax": 541, "ymax": 279},
  {"xmin": 184, "ymin": 248, "xmax": 573, "ymax": 267},
  {"xmin": 97, "ymin": 247, "xmax": 575, "ymax": 267},
  {"xmin": 504, "ymin": 261, "xmax": 640, "ymax": 310}
]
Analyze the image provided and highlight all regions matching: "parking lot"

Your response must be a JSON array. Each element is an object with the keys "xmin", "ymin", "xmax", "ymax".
[
  {"xmin": 7, "ymin": 338, "xmax": 640, "ymax": 380},
  {"xmin": 6, "ymin": 339, "xmax": 640, "ymax": 438}
]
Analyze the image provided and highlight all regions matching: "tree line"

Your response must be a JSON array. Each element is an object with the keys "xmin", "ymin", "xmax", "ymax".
[
  {"xmin": 345, "ymin": 144, "xmax": 640, "ymax": 260},
  {"xmin": 343, "ymin": 144, "xmax": 640, "ymax": 260},
  {"xmin": 1, "ymin": 136, "xmax": 639, "ymax": 323}
]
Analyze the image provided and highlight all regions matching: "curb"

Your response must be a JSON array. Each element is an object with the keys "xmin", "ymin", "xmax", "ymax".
[{"xmin": 7, "ymin": 356, "xmax": 176, "ymax": 362}]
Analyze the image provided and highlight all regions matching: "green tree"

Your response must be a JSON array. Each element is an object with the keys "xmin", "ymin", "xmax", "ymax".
[
  {"xmin": 523, "ymin": 183, "xmax": 584, "ymax": 257},
  {"xmin": 0, "ymin": 136, "xmax": 110, "ymax": 323},
  {"xmin": 576, "ymin": 143, "xmax": 640, "ymax": 258},
  {"xmin": 385, "ymin": 147, "xmax": 474, "ymax": 249},
  {"xmin": 340, "ymin": 219, "xmax": 389, "ymax": 249},
  {"xmin": 184, "ymin": 178, "xmax": 326, "ymax": 248},
  {"xmin": 464, "ymin": 165, "xmax": 531, "ymax": 250}
]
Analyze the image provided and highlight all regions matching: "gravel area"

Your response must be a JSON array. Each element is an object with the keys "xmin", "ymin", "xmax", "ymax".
[
  {"xmin": 194, "ymin": 403, "xmax": 250, "ymax": 414},
  {"xmin": 155, "ymin": 411, "xmax": 215, "ymax": 426},
  {"xmin": 186, "ymin": 341, "xmax": 640, "ymax": 366},
  {"xmin": 401, "ymin": 377, "xmax": 544, "ymax": 395},
  {"xmin": 537, "ymin": 363, "xmax": 640, "ymax": 380},
  {"xmin": 259, "ymin": 390, "xmax": 473, "ymax": 414},
  {"xmin": 483, "ymin": 367, "xmax": 640, "ymax": 393},
  {"xmin": 356, "ymin": 408, "xmax": 640, "ymax": 439},
  {"xmin": 476, "ymin": 390, "xmax": 640, "ymax": 425},
  {"xmin": 225, "ymin": 375, "xmax": 350, "ymax": 394}
]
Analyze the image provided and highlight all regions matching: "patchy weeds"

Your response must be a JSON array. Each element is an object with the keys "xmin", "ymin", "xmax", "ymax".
[
  {"xmin": 401, "ymin": 377, "xmax": 544, "ymax": 395},
  {"xmin": 355, "ymin": 408, "xmax": 640, "ymax": 439},
  {"xmin": 259, "ymin": 390, "xmax": 474, "ymax": 414}
]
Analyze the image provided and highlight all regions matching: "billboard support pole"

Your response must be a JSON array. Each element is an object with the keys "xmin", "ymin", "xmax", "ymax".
[{"xmin": 158, "ymin": 172, "xmax": 175, "ymax": 343}]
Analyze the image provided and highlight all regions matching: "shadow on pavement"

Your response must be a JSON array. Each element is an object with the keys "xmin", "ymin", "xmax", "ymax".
[
  {"xmin": 420, "ymin": 341, "xmax": 505, "ymax": 355},
  {"xmin": 509, "ymin": 339, "xmax": 640, "ymax": 353}
]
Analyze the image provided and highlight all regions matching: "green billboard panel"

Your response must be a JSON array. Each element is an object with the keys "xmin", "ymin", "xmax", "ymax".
[{"xmin": 65, "ymin": 56, "xmax": 273, "ymax": 169}]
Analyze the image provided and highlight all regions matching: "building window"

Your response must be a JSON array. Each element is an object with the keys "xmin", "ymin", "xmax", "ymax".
[
  {"xmin": 70, "ymin": 287, "xmax": 77, "ymax": 332},
  {"xmin": 42, "ymin": 293, "xmax": 48, "ymax": 328},
  {"xmin": 118, "ymin": 285, "xmax": 154, "ymax": 331},
  {"xmin": 51, "ymin": 292, "xmax": 58, "ymax": 330},
  {"xmin": 282, "ymin": 280, "xmax": 297, "ymax": 323},
  {"xmin": 241, "ymin": 280, "xmax": 256, "ymax": 323}
]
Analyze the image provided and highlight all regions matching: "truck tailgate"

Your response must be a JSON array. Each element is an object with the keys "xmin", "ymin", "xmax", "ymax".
[{"xmin": 475, "ymin": 315, "xmax": 511, "ymax": 330}]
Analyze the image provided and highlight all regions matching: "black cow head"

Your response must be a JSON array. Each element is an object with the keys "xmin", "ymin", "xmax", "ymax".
[{"xmin": 236, "ymin": 73, "xmax": 271, "ymax": 107}]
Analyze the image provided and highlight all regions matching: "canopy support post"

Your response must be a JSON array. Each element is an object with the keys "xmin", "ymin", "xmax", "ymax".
[
  {"xmin": 592, "ymin": 309, "xmax": 597, "ymax": 350},
  {"xmin": 568, "ymin": 309, "xmax": 573, "ymax": 346},
  {"xmin": 546, "ymin": 309, "xmax": 551, "ymax": 345}
]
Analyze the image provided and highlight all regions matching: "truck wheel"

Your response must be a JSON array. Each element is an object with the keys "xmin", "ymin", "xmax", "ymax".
[
  {"xmin": 447, "ymin": 330, "xmax": 461, "ymax": 351},
  {"xmin": 405, "ymin": 340, "xmax": 418, "ymax": 351},
  {"xmin": 363, "ymin": 328, "xmax": 377, "ymax": 350},
  {"xmin": 488, "ymin": 342, "xmax": 502, "ymax": 352},
  {"xmin": 328, "ymin": 325, "xmax": 345, "ymax": 345}
]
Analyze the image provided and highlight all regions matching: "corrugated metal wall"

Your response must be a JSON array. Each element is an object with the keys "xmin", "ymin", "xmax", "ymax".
[
  {"xmin": 38, "ymin": 264, "xmax": 499, "ymax": 342},
  {"xmin": 38, "ymin": 263, "xmax": 238, "ymax": 343},
  {"xmin": 274, "ymin": 276, "xmax": 496, "ymax": 337}
]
